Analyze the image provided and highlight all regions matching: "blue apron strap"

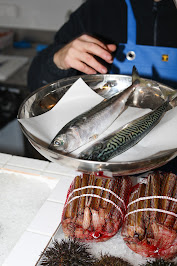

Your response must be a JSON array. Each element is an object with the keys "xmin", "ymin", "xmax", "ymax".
[{"xmin": 124, "ymin": 0, "xmax": 136, "ymax": 45}]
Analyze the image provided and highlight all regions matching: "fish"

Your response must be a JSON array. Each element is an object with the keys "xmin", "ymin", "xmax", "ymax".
[
  {"xmin": 131, "ymin": 66, "xmax": 177, "ymax": 109},
  {"xmin": 78, "ymin": 99, "xmax": 170, "ymax": 162},
  {"xmin": 49, "ymin": 68, "xmax": 139, "ymax": 153}
]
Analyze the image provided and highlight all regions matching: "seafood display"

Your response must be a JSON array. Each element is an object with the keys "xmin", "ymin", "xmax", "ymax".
[
  {"xmin": 49, "ymin": 68, "xmax": 139, "ymax": 154},
  {"xmin": 122, "ymin": 171, "xmax": 177, "ymax": 260},
  {"xmin": 61, "ymin": 172, "xmax": 132, "ymax": 242},
  {"xmin": 79, "ymin": 99, "xmax": 170, "ymax": 162}
]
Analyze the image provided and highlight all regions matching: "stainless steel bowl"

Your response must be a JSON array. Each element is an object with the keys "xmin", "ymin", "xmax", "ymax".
[{"xmin": 18, "ymin": 74, "xmax": 177, "ymax": 175}]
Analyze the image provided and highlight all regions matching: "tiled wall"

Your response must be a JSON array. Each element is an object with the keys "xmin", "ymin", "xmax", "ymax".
[{"xmin": 0, "ymin": 0, "xmax": 83, "ymax": 31}]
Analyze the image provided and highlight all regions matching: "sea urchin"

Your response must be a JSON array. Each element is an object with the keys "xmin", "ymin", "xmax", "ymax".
[
  {"xmin": 40, "ymin": 238, "xmax": 96, "ymax": 266},
  {"xmin": 142, "ymin": 258, "xmax": 177, "ymax": 266},
  {"xmin": 93, "ymin": 254, "xmax": 133, "ymax": 266}
]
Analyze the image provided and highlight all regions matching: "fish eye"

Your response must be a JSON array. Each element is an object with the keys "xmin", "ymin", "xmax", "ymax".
[{"xmin": 54, "ymin": 138, "xmax": 64, "ymax": 146}]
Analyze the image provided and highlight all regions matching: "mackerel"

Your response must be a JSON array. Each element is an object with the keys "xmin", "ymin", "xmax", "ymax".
[
  {"xmin": 49, "ymin": 72, "xmax": 139, "ymax": 153},
  {"xmin": 78, "ymin": 99, "xmax": 170, "ymax": 162}
]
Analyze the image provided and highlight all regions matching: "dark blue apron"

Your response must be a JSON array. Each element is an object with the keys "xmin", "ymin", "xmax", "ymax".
[{"xmin": 110, "ymin": 0, "xmax": 177, "ymax": 89}]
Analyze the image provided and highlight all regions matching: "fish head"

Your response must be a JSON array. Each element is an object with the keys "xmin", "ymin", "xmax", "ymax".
[
  {"xmin": 64, "ymin": 127, "xmax": 82, "ymax": 152},
  {"xmin": 50, "ymin": 134, "xmax": 67, "ymax": 152},
  {"xmin": 50, "ymin": 127, "xmax": 82, "ymax": 153}
]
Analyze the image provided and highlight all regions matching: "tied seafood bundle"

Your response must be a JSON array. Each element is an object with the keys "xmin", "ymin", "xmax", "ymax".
[
  {"xmin": 122, "ymin": 171, "xmax": 177, "ymax": 260},
  {"xmin": 61, "ymin": 172, "xmax": 132, "ymax": 242}
]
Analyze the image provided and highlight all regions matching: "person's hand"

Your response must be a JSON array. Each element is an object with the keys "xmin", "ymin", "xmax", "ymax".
[{"xmin": 53, "ymin": 34, "xmax": 117, "ymax": 74}]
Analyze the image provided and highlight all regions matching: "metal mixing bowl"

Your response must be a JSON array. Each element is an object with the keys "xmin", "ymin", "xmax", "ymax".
[{"xmin": 18, "ymin": 74, "xmax": 177, "ymax": 175}]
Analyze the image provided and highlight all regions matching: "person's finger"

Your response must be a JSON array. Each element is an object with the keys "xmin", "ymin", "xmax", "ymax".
[
  {"xmin": 66, "ymin": 48, "xmax": 107, "ymax": 74},
  {"xmin": 68, "ymin": 38, "xmax": 113, "ymax": 65},
  {"xmin": 107, "ymin": 44, "xmax": 117, "ymax": 52},
  {"xmin": 54, "ymin": 35, "xmax": 116, "ymax": 72},
  {"xmin": 80, "ymin": 34, "xmax": 108, "ymax": 50},
  {"xmin": 82, "ymin": 42, "xmax": 114, "ymax": 63},
  {"xmin": 80, "ymin": 35, "xmax": 117, "ymax": 55},
  {"xmin": 80, "ymin": 52, "xmax": 108, "ymax": 73},
  {"xmin": 70, "ymin": 59, "xmax": 97, "ymax": 74}
]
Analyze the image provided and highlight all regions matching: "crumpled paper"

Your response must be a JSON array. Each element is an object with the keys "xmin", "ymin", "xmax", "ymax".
[{"xmin": 18, "ymin": 78, "xmax": 177, "ymax": 162}]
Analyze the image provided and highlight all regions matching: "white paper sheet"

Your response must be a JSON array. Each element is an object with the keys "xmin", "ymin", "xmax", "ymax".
[
  {"xmin": 18, "ymin": 78, "xmax": 103, "ymax": 144},
  {"xmin": 18, "ymin": 78, "xmax": 177, "ymax": 162}
]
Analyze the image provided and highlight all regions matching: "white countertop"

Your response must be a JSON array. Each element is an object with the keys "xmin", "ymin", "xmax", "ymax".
[{"xmin": 0, "ymin": 153, "xmax": 78, "ymax": 266}]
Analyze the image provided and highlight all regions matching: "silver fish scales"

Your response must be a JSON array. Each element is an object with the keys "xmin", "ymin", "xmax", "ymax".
[
  {"xmin": 79, "ymin": 100, "xmax": 170, "ymax": 162},
  {"xmin": 49, "ymin": 74, "xmax": 139, "ymax": 153}
]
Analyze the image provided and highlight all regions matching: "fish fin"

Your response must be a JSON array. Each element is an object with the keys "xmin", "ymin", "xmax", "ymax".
[{"xmin": 132, "ymin": 66, "xmax": 140, "ymax": 83}]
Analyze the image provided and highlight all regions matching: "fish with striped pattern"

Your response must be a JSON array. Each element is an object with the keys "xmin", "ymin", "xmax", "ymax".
[{"xmin": 78, "ymin": 99, "xmax": 170, "ymax": 162}]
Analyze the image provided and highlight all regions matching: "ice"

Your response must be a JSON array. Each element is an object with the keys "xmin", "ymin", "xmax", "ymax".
[
  {"xmin": 39, "ymin": 223, "xmax": 148, "ymax": 265},
  {"xmin": 41, "ymin": 222, "xmax": 177, "ymax": 266},
  {"xmin": 0, "ymin": 170, "xmax": 57, "ymax": 265},
  {"xmin": 90, "ymin": 231, "xmax": 148, "ymax": 266}
]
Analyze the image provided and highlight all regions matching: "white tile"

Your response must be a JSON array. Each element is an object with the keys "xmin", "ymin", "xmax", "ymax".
[
  {"xmin": 7, "ymin": 155, "xmax": 49, "ymax": 171},
  {"xmin": 2, "ymin": 164, "xmax": 43, "ymax": 176},
  {"xmin": 28, "ymin": 200, "xmax": 64, "ymax": 236},
  {"xmin": 2, "ymin": 231, "xmax": 50, "ymax": 266},
  {"xmin": 47, "ymin": 177, "xmax": 72, "ymax": 203},
  {"xmin": 45, "ymin": 162, "xmax": 78, "ymax": 177},
  {"xmin": 42, "ymin": 172, "xmax": 62, "ymax": 181},
  {"xmin": 0, "ymin": 153, "xmax": 12, "ymax": 164}
]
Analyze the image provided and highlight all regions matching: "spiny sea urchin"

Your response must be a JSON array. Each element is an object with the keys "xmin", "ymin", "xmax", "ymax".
[
  {"xmin": 142, "ymin": 258, "xmax": 177, "ymax": 266},
  {"xmin": 40, "ymin": 238, "xmax": 96, "ymax": 266},
  {"xmin": 93, "ymin": 254, "xmax": 133, "ymax": 266}
]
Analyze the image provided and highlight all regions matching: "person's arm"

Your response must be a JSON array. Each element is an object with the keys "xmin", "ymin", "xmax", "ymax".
[
  {"xmin": 27, "ymin": 0, "xmax": 117, "ymax": 92},
  {"xmin": 53, "ymin": 34, "xmax": 116, "ymax": 75},
  {"xmin": 27, "ymin": 2, "xmax": 88, "ymax": 92},
  {"xmin": 27, "ymin": 42, "xmax": 78, "ymax": 92}
]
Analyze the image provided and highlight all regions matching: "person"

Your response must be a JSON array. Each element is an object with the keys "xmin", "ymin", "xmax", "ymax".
[{"xmin": 27, "ymin": 0, "xmax": 177, "ymax": 92}]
